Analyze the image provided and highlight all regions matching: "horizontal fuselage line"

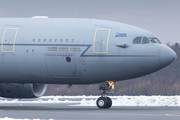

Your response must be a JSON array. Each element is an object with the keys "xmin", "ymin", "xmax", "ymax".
[
  {"xmin": 0, "ymin": 44, "xmax": 91, "ymax": 46},
  {"xmin": 82, "ymin": 55, "xmax": 158, "ymax": 57},
  {"xmin": 0, "ymin": 44, "xmax": 158, "ymax": 57}
]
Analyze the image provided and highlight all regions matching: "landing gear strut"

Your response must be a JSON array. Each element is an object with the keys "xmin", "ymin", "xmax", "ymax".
[{"xmin": 96, "ymin": 81, "xmax": 114, "ymax": 109}]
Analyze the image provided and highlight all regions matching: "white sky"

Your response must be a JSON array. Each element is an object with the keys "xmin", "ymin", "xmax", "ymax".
[{"xmin": 0, "ymin": 0, "xmax": 179, "ymax": 44}]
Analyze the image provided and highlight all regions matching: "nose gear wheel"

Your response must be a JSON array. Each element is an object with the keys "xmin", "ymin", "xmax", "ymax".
[{"xmin": 96, "ymin": 81, "xmax": 114, "ymax": 109}]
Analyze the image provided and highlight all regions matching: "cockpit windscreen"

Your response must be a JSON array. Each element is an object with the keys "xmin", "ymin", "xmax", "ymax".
[
  {"xmin": 149, "ymin": 38, "xmax": 161, "ymax": 44},
  {"xmin": 132, "ymin": 37, "xmax": 161, "ymax": 44}
]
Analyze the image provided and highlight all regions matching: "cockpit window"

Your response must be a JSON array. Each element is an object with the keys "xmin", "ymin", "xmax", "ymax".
[
  {"xmin": 132, "ymin": 37, "xmax": 142, "ymax": 44},
  {"xmin": 149, "ymin": 38, "xmax": 161, "ymax": 44},
  {"xmin": 142, "ymin": 37, "xmax": 149, "ymax": 44}
]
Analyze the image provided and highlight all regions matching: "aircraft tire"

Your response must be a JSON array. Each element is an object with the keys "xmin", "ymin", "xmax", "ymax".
[
  {"xmin": 105, "ymin": 97, "xmax": 112, "ymax": 108},
  {"xmin": 96, "ymin": 97, "xmax": 108, "ymax": 109}
]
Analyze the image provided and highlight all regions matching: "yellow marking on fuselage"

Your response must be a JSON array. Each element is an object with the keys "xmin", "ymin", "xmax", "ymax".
[
  {"xmin": 1, "ymin": 28, "xmax": 19, "ymax": 53},
  {"xmin": 59, "ymin": 50, "xmax": 69, "ymax": 51},
  {"xmin": 165, "ymin": 113, "xmax": 180, "ymax": 116},
  {"xmin": 70, "ymin": 50, "xmax": 81, "ymax": 51},
  {"xmin": 48, "ymin": 49, "xmax": 57, "ymax": 51},
  {"xmin": 93, "ymin": 28, "xmax": 111, "ymax": 54}
]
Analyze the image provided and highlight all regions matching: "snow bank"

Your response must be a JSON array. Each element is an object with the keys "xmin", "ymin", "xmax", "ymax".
[
  {"xmin": 67, "ymin": 96, "xmax": 180, "ymax": 106},
  {"xmin": 40, "ymin": 95, "xmax": 98, "ymax": 99},
  {"xmin": 0, "ymin": 97, "xmax": 80, "ymax": 104},
  {"xmin": 0, "ymin": 117, "xmax": 53, "ymax": 120},
  {"xmin": 111, "ymin": 96, "xmax": 180, "ymax": 106},
  {"xmin": 1, "ymin": 96, "xmax": 180, "ymax": 106}
]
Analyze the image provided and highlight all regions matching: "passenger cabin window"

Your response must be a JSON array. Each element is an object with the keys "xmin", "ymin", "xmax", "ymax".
[
  {"xmin": 132, "ymin": 37, "xmax": 142, "ymax": 44},
  {"xmin": 49, "ymin": 39, "xmax": 52, "ymax": 43},
  {"xmin": 60, "ymin": 39, "xmax": 63, "ymax": 43},
  {"xmin": 44, "ymin": 39, "xmax": 46, "ymax": 42},
  {"xmin": 142, "ymin": 37, "xmax": 149, "ymax": 44},
  {"xmin": 55, "ymin": 39, "xmax": 57, "ymax": 43},
  {"xmin": 66, "ymin": 39, "xmax": 68, "ymax": 43},
  {"xmin": 149, "ymin": 38, "xmax": 161, "ymax": 44}
]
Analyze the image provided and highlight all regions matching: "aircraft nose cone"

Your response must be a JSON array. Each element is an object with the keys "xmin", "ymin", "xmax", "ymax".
[{"xmin": 160, "ymin": 45, "xmax": 177, "ymax": 67}]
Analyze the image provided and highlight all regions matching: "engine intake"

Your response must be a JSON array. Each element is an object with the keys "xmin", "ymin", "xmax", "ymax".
[{"xmin": 0, "ymin": 83, "xmax": 47, "ymax": 98}]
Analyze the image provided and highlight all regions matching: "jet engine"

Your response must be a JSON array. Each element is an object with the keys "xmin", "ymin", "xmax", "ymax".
[{"xmin": 0, "ymin": 83, "xmax": 47, "ymax": 98}]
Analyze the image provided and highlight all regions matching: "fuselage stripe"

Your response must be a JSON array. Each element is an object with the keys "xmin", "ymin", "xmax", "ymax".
[{"xmin": 0, "ymin": 44, "xmax": 158, "ymax": 57}]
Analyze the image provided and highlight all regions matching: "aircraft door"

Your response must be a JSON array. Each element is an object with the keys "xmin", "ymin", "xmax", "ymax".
[
  {"xmin": 45, "ymin": 52, "xmax": 79, "ymax": 80},
  {"xmin": 93, "ymin": 28, "xmax": 111, "ymax": 54},
  {"xmin": 1, "ymin": 28, "xmax": 18, "ymax": 52}
]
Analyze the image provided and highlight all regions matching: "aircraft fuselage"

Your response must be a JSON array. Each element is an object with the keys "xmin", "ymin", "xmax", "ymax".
[{"xmin": 0, "ymin": 18, "xmax": 176, "ymax": 84}]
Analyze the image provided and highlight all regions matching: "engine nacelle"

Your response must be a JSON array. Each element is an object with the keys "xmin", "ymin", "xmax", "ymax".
[{"xmin": 0, "ymin": 83, "xmax": 47, "ymax": 98}]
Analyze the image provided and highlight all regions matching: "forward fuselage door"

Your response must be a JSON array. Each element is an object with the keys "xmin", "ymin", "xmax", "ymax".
[
  {"xmin": 1, "ymin": 28, "xmax": 18, "ymax": 52},
  {"xmin": 93, "ymin": 28, "xmax": 111, "ymax": 54}
]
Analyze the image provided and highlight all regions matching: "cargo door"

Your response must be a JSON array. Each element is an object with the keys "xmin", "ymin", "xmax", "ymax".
[{"xmin": 45, "ymin": 48, "xmax": 79, "ymax": 80}]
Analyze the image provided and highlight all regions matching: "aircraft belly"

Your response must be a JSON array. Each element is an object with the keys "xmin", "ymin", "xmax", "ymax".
[
  {"xmin": 0, "ymin": 45, "xmax": 50, "ymax": 83},
  {"xmin": 77, "ymin": 53, "xmax": 160, "ymax": 83},
  {"xmin": 76, "ymin": 57, "xmax": 130, "ymax": 83},
  {"xmin": 0, "ymin": 62, "xmax": 48, "ymax": 83}
]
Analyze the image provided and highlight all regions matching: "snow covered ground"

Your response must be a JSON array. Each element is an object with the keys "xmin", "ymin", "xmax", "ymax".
[
  {"xmin": 0, "ymin": 118, "xmax": 53, "ymax": 120},
  {"xmin": 1, "ymin": 96, "xmax": 180, "ymax": 120},
  {"xmin": 0, "ymin": 95, "xmax": 180, "ymax": 106}
]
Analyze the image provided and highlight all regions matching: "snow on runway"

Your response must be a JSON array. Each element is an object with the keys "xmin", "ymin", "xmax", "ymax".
[
  {"xmin": 1, "ymin": 96, "xmax": 180, "ymax": 120},
  {"xmin": 0, "ymin": 118, "xmax": 53, "ymax": 120},
  {"xmin": 0, "ymin": 95, "xmax": 180, "ymax": 106}
]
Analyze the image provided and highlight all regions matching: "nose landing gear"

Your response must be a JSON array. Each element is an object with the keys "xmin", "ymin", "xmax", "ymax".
[
  {"xmin": 96, "ymin": 96, "xmax": 112, "ymax": 108},
  {"xmin": 96, "ymin": 81, "xmax": 114, "ymax": 109}
]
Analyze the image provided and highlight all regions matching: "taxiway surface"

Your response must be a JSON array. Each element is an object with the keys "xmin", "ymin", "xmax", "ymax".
[{"xmin": 0, "ymin": 103, "xmax": 180, "ymax": 120}]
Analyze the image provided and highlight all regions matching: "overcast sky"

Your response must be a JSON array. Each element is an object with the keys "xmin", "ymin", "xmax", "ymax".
[{"xmin": 0, "ymin": 0, "xmax": 179, "ymax": 44}]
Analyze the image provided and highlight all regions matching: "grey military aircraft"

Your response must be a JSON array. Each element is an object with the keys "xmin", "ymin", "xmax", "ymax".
[{"xmin": 0, "ymin": 17, "xmax": 177, "ymax": 109}]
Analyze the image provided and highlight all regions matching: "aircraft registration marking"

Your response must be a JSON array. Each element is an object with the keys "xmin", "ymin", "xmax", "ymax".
[
  {"xmin": 59, "ymin": 47, "xmax": 69, "ymax": 51},
  {"xmin": 70, "ymin": 47, "xmax": 81, "ymax": 51},
  {"xmin": 48, "ymin": 47, "xmax": 57, "ymax": 51}
]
